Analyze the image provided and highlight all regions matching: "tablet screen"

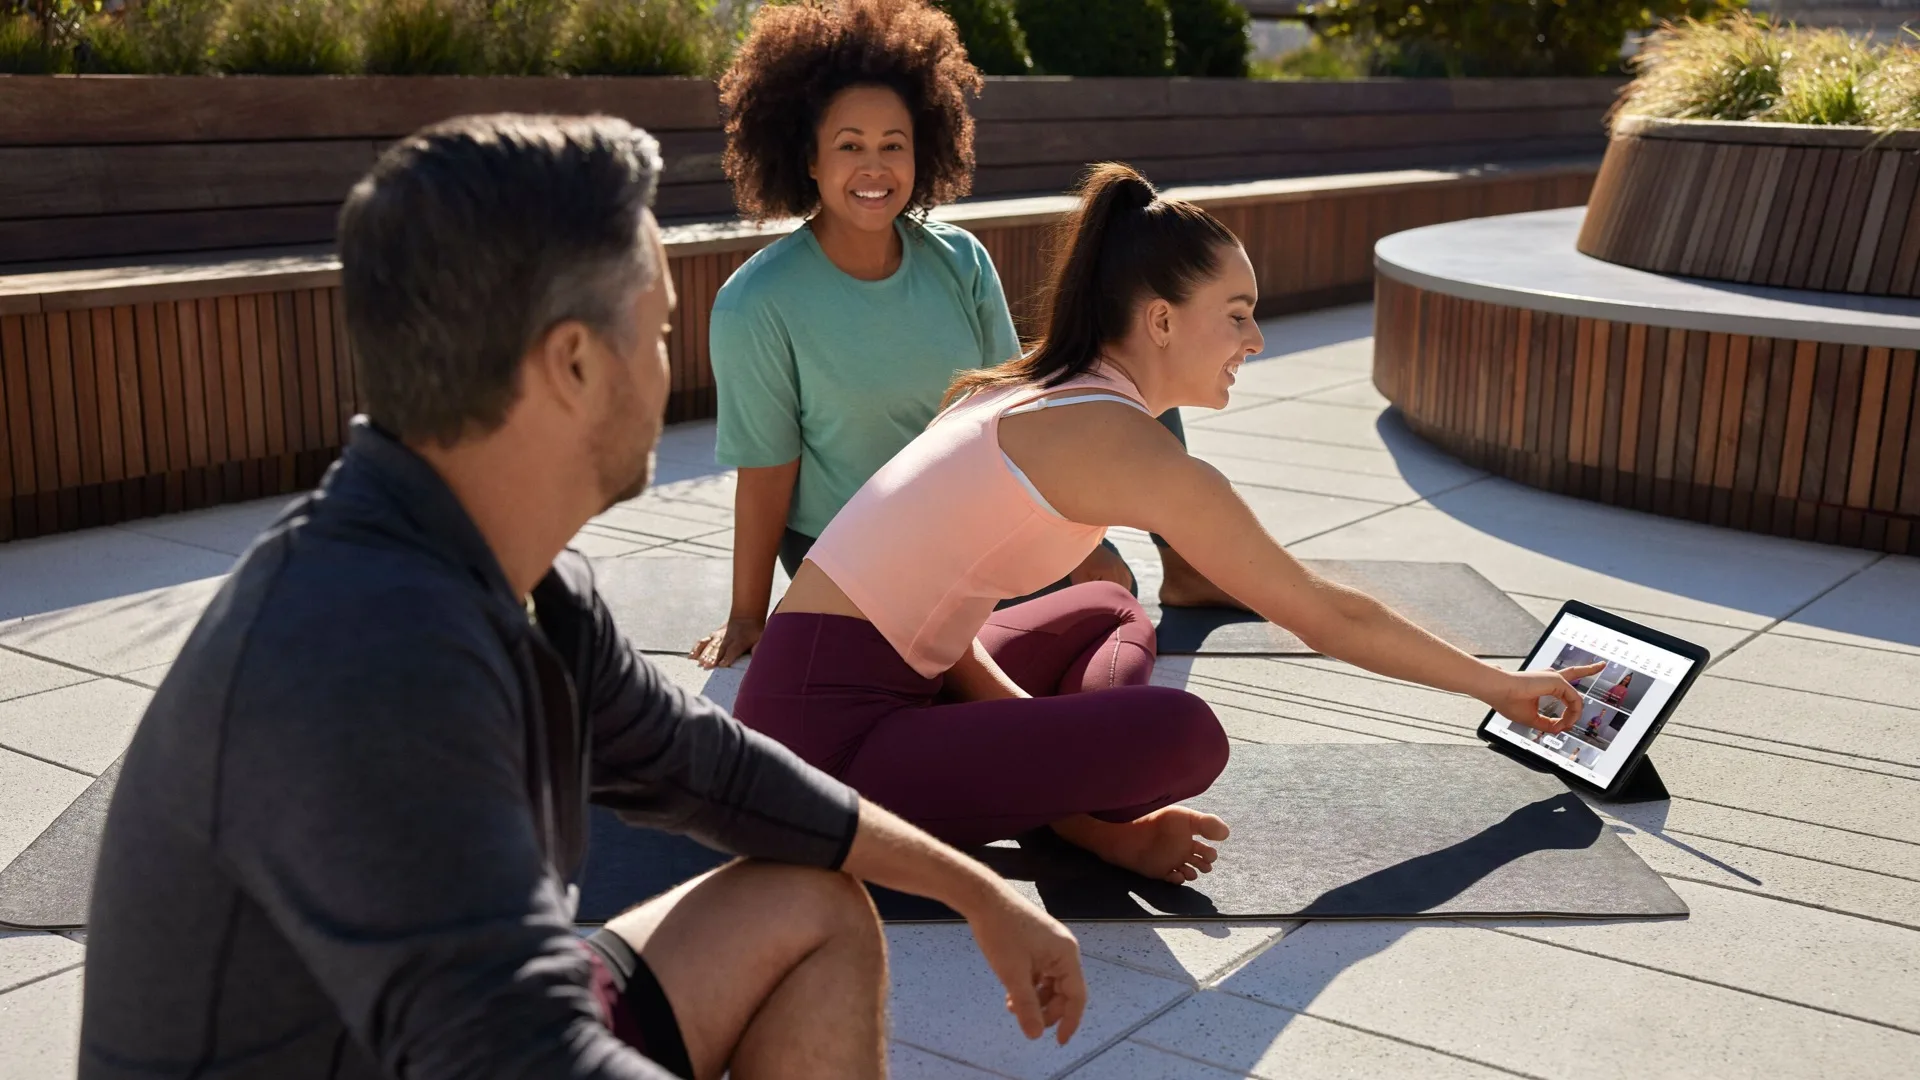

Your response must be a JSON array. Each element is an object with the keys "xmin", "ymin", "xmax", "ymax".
[{"xmin": 1486, "ymin": 611, "xmax": 1699, "ymax": 787}]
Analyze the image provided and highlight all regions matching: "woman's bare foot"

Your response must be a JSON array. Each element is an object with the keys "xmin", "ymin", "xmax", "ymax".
[
  {"xmin": 1156, "ymin": 545, "xmax": 1247, "ymax": 610},
  {"xmin": 1053, "ymin": 807, "xmax": 1231, "ymax": 884}
]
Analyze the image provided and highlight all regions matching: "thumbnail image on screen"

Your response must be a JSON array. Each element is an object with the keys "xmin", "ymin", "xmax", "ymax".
[{"xmin": 1488, "ymin": 612, "xmax": 1696, "ymax": 786}]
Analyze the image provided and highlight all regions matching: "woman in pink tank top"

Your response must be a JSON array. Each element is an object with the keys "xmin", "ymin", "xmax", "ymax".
[{"xmin": 733, "ymin": 165, "xmax": 1605, "ymax": 886}]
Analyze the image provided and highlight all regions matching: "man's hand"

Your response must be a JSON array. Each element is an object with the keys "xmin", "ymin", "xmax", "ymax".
[
  {"xmin": 838, "ymin": 799, "xmax": 1089, "ymax": 1045},
  {"xmin": 1069, "ymin": 543, "xmax": 1136, "ymax": 593},
  {"xmin": 966, "ymin": 883, "xmax": 1087, "ymax": 1045},
  {"xmin": 691, "ymin": 615, "xmax": 763, "ymax": 669},
  {"xmin": 1489, "ymin": 661, "xmax": 1605, "ymax": 733}
]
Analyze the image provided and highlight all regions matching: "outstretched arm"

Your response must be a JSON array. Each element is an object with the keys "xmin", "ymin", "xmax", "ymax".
[
  {"xmin": 1010, "ymin": 405, "xmax": 1588, "ymax": 731},
  {"xmin": 694, "ymin": 459, "xmax": 799, "ymax": 668}
]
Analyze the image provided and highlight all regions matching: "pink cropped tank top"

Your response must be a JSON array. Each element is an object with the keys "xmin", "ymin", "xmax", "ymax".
[{"xmin": 805, "ymin": 366, "xmax": 1152, "ymax": 677}]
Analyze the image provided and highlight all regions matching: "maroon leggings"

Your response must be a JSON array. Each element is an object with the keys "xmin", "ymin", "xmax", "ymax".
[{"xmin": 732, "ymin": 582, "xmax": 1229, "ymax": 847}]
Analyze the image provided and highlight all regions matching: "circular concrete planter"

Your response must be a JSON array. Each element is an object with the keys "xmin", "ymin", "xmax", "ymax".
[{"xmin": 1577, "ymin": 115, "xmax": 1920, "ymax": 298}]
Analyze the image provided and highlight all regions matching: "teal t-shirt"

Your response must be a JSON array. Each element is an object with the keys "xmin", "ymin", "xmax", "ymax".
[{"xmin": 711, "ymin": 218, "xmax": 1020, "ymax": 538}]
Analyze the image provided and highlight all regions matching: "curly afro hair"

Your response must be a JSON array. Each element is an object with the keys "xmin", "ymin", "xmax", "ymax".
[{"xmin": 719, "ymin": 0, "xmax": 983, "ymax": 222}]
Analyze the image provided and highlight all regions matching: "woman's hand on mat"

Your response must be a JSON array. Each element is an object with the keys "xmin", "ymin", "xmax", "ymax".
[
  {"xmin": 1491, "ymin": 662, "xmax": 1606, "ymax": 733},
  {"xmin": 1068, "ymin": 544, "xmax": 1136, "ymax": 593},
  {"xmin": 968, "ymin": 884, "xmax": 1088, "ymax": 1045},
  {"xmin": 692, "ymin": 615, "xmax": 763, "ymax": 669}
]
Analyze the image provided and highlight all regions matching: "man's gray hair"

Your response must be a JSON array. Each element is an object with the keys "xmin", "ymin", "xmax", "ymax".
[{"xmin": 339, "ymin": 114, "xmax": 663, "ymax": 446}]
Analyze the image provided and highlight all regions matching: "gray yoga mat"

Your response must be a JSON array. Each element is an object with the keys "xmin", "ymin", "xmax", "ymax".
[
  {"xmin": 0, "ymin": 757, "xmax": 118, "ymax": 930},
  {"xmin": 595, "ymin": 556, "xmax": 1542, "ymax": 658},
  {"xmin": 576, "ymin": 743, "xmax": 1687, "ymax": 923}
]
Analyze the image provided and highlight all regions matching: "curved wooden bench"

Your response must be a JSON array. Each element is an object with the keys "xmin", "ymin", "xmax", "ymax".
[
  {"xmin": 0, "ymin": 160, "xmax": 1595, "ymax": 541},
  {"xmin": 1578, "ymin": 116, "xmax": 1920, "ymax": 298},
  {"xmin": 1376, "ymin": 208, "xmax": 1920, "ymax": 556}
]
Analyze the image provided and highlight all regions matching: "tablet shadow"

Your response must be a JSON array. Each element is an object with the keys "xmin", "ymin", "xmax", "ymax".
[{"xmin": 1294, "ymin": 791, "xmax": 1598, "ymax": 917}]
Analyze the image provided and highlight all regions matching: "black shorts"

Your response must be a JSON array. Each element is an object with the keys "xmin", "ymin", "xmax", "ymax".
[{"xmin": 581, "ymin": 928, "xmax": 693, "ymax": 1079}]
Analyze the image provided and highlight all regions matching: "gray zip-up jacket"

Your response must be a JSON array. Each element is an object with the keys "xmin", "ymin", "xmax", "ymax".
[{"xmin": 78, "ymin": 421, "xmax": 860, "ymax": 1079}]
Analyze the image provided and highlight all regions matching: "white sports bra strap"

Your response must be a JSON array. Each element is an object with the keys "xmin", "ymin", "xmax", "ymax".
[{"xmin": 1000, "ymin": 392, "xmax": 1152, "ymax": 418}]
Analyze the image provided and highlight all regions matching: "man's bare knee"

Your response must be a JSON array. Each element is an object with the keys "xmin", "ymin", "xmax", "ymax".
[{"xmin": 747, "ymin": 863, "xmax": 882, "ymax": 949}]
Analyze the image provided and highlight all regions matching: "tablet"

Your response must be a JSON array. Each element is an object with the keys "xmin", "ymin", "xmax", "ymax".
[{"xmin": 1477, "ymin": 600, "xmax": 1709, "ymax": 798}]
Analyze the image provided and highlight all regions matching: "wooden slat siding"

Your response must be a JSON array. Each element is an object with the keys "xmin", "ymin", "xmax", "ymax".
[
  {"xmin": 1, "ymin": 317, "xmax": 30, "ymax": 537},
  {"xmin": 45, "ymin": 313, "xmax": 83, "ymax": 530},
  {"xmin": 67, "ymin": 313, "xmax": 102, "ymax": 525},
  {"xmin": 1374, "ymin": 280, "xmax": 1920, "ymax": 554},
  {"xmin": 0, "ymin": 168, "xmax": 1593, "ymax": 540},
  {"xmin": 1582, "ymin": 131, "xmax": 1920, "ymax": 297}
]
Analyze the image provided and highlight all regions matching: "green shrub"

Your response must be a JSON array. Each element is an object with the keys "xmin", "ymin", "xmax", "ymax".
[
  {"xmin": 1614, "ymin": 11, "xmax": 1785, "ymax": 121},
  {"xmin": 1168, "ymin": 0, "xmax": 1246, "ymax": 78},
  {"xmin": 215, "ymin": 0, "xmax": 360, "ymax": 75},
  {"xmin": 76, "ymin": 0, "xmax": 223, "ymax": 74},
  {"xmin": 1769, "ymin": 28, "xmax": 1876, "ymax": 125},
  {"xmin": 934, "ymin": 0, "xmax": 1029, "ymax": 76},
  {"xmin": 1016, "ymin": 0, "xmax": 1171, "ymax": 76},
  {"xmin": 1861, "ymin": 46, "xmax": 1920, "ymax": 129},
  {"xmin": 1251, "ymin": 36, "xmax": 1366, "ymax": 80},
  {"xmin": 1618, "ymin": 13, "xmax": 1920, "ymax": 129},
  {"xmin": 1303, "ymin": 0, "xmax": 1747, "ymax": 78},
  {"xmin": 557, "ymin": 0, "xmax": 735, "ymax": 77},
  {"xmin": 0, "ymin": 5, "xmax": 75, "ymax": 73},
  {"xmin": 364, "ymin": 0, "xmax": 489, "ymax": 75},
  {"xmin": 483, "ymin": 0, "xmax": 568, "ymax": 74}
]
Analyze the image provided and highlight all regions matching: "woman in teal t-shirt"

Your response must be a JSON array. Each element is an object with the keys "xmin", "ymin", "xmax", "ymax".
[{"xmin": 694, "ymin": 0, "xmax": 1234, "ymax": 668}]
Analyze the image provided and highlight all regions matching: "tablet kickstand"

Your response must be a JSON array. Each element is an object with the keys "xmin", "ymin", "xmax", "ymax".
[{"xmin": 1600, "ymin": 758, "xmax": 1669, "ymax": 804}]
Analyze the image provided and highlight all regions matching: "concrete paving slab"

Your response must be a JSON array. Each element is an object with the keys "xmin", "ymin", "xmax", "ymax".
[
  {"xmin": 651, "ymin": 419, "xmax": 720, "ymax": 467},
  {"xmin": 1653, "ymin": 734, "xmax": 1920, "ymax": 845},
  {"xmin": 0, "ymin": 528, "xmax": 231, "ymax": 622},
  {"xmin": 1774, "ymin": 555, "xmax": 1920, "ymax": 656},
  {"xmin": 1219, "ymin": 921, "xmax": 1920, "ymax": 1080},
  {"xmin": 0, "ymin": 679, "xmax": 151, "ymax": 776},
  {"xmin": 0, "ymin": 577, "xmax": 223, "ymax": 677},
  {"xmin": 564, "ymin": 528, "xmax": 658, "ymax": 560},
  {"xmin": 1711, "ymin": 633, "xmax": 1920, "ymax": 712},
  {"xmin": 1185, "ymin": 426, "xmax": 1487, "ymax": 505},
  {"xmin": 1062, "ymin": 1040, "xmax": 1246, "ymax": 1079},
  {"xmin": 588, "ymin": 504, "xmax": 733, "ymax": 543},
  {"xmin": 0, "ymin": 749, "xmax": 92, "ymax": 866},
  {"xmin": 613, "ymin": 487, "xmax": 736, "ymax": 527},
  {"xmin": 1210, "ymin": 700, "xmax": 1402, "ymax": 746},
  {"xmin": 1292, "ymin": 485, "xmax": 1872, "ymax": 629},
  {"xmin": 1252, "ymin": 306, "xmax": 1374, "ymax": 369},
  {"xmin": 891, "ymin": 1042, "xmax": 1013, "ymax": 1079},
  {"xmin": 885, "ymin": 924, "xmax": 1189, "ymax": 1080},
  {"xmin": 1192, "ymin": 399, "xmax": 1411, "ymax": 451},
  {"xmin": 0, "ymin": 931, "xmax": 83, "ymax": 994},
  {"xmin": 1132, "ymin": 990, "xmax": 1515, "ymax": 1080},
  {"xmin": 1156, "ymin": 656, "xmax": 1490, "ymax": 742},
  {"xmin": 1230, "ymin": 486, "xmax": 1390, "ymax": 546},
  {"xmin": 0, "ymin": 651, "xmax": 92, "ymax": 705},
  {"xmin": 1224, "ymin": 361, "xmax": 1366, "ymax": 402},
  {"xmin": 1297, "ymin": 379, "xmax": 1392, "ymax": 411},
  {"xmin": 1633, "ymin": 797, "xmax": 1920, "ymax": 882},
  {"xmin": 122, "ymin": 664, "xmax": 171, "ymax": 690},
  {"xmin": 0, "ymin": 966, "xmax": 81, "ymax": 1080},
  {"xmin": 1491, "ymin": 879, "xmax": 1920, "ymax": 1031},
  {"xmin": 1067, "ymin": 922, "xmax": 1290, "ymax": 987},
  {"xmin": 1606, "ymin": 821, "xmax": 1920, "ymax": 931},
  {"xmin": 113, "ymin": 497, "xmax": 294, "ymax": 557},
  {"xmin": 1188, "ymin": 449, "xmax": 1417, "ymax": 506},
  {"xmin": 1663, "ymin": 674, "xmax": 1918, "ymax": 769},
  {"xmin": 640, "ymin": 653, "xmax": 749, "ymax": 712}
]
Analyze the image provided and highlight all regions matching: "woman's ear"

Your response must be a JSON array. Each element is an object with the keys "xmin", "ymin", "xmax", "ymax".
[{"xmin": 1147, "ymin": 298, "xmax": 1174, "ymax": 349}]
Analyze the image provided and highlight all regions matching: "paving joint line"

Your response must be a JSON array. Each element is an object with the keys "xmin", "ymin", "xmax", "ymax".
[
  {"xmin": 0, "ymin": 642, "xmax": 168, "ymax": 702},
  {"xmin": 1482, "ymin": 926, "xmax": 1920, "ymax": 1037},
  {"xmin": 1658, "ymin": 871, "xmax": 1920, "ymax": 933},
  {"xmin": 1668, "ymin": 793, "xmax": 1920, "ymax": 849},
  {"xmin": 1691, "ymin": 671, "xmax": 1920, "ymax": 716},
  {"xmin": 0, "ymin": 738, "xmax": 101, "ymax": 779},
  {"xmin": 1658, "ymin": 828, "xmax": 1920, "ymax": 884},
  {"xmin": 888, "ymin": 1039, "xmax": 1023, "ymax": 1079},
  {"xmin": 0, "ymin": 959, "xmax": 85, "ymax": 999},
  {"xmin": 1703, "ymin": 553, "xmax": 1887, "ymax": 671},
  {"xmin": 1201, "ymin": 983, "xmax": 1554, "ymax": 1080}
]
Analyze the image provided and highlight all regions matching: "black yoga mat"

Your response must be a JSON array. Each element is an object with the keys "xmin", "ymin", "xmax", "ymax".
[
  {"xmin": 595, "ymin": 556, "xmax": 1541, "ymax": 658},
  {"xmin": 0, "ymin": 757, "xmax": 118, "ymax": 930},
  {"xmin": 1137, "ymin": 559, "xmax": 1542, "ymax": 657},
  {"xmin": 576, "ymin": 743, "xmax": 1686, "ymax": 923}
]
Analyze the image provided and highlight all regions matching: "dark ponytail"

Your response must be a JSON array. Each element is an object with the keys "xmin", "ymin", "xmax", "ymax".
[{"xmin": 943, "ymin": 162, "xmax": 1239, "ymax": 406}]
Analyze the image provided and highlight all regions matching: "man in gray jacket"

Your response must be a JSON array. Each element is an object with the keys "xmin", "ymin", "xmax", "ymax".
[{"xmin": 78, "ymin": 113, "xmax": 1086, "ymax": 1080}]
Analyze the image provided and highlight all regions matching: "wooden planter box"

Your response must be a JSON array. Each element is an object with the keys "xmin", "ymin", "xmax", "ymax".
[
  {"xmin": 1578, "ymin": 115, "xmax": 1920, "ymax": 298},
  {"xmin": 0, "ymin": 73, "xmax": 1620, "ymax": 265}
]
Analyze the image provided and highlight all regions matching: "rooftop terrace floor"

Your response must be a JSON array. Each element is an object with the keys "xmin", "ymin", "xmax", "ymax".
[{"xmin": 3, "ymin": 305, "xmax": 1915, "ymax": 1079}]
